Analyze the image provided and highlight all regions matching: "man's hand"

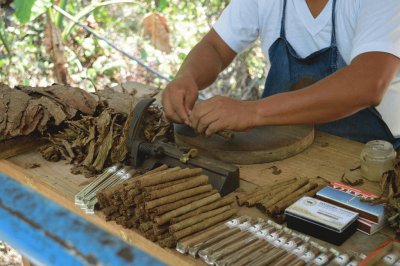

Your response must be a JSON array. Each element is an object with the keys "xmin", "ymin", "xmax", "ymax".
[
  {"xmin": 162, "ymin": 75, "xmax": 199, "ymax": 125},
  {"xmin": 190, "ymin": 96, "xmax": 259, "ymax": 137}
]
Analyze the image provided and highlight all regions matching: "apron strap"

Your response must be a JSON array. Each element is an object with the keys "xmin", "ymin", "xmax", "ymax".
[
  {"xmin": 280, "ymin": 0, "xmax": 288, "ymax": 38},
  {"xmin": 331, "ymin": 0, "xmax": 338, "ymax": 47}
]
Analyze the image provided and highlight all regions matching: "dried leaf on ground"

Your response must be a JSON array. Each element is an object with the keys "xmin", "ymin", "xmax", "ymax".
[{"xmin": 141, "ymin": 13, "xmax": 171, "ymax": 53}]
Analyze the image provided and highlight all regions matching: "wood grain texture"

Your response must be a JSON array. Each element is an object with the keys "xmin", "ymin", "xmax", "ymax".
[
  {"xmin": 175, "ymin": 125, "xmax": 314, "ymax": 164},
  {"xmin": 0, "ymin": 131, "xmax": 394, "ymax": 263},
  {"xmin": 238, "ymin": 132, "xmax": 381, "ymax": 194},
  {"xmin": 0, "ymin": 136, "xmax": 46, "ymax": 159}
]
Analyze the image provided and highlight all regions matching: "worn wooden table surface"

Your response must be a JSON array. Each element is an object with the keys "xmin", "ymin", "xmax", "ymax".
[{"xmin": 0, "ymin": 132, "xmax": 394, "ymax": 265}]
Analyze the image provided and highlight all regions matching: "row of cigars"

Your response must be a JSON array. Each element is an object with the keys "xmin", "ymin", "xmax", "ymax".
[{"xmin": 74, "ymin": 164, "xmax": 390, "ymax": 265}]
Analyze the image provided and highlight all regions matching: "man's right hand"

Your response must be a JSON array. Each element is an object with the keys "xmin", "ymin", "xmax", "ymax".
[{"xmin": 162, "ymin": 74, "xmax": 199, "ymax": 125}]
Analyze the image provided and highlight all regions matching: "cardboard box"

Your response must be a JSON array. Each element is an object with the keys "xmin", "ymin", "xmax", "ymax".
[
  {"xmin": 316, "ymin": 183, "xmax": 385, "ymax": 223},
  {"xmin": 285, "ymin": 196, "xmax": 358, "ymax": 245},
  {"xmin": 357, "ymin": 217, "xmax": 386, "ymax": 235}
]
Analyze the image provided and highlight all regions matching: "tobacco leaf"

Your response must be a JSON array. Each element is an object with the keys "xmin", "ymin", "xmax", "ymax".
[
  {"xmin": 0, "ymin": 84, "xmax": 10, "ymax": 135},
  {"xmin": 23, "ymin": 83, "xmax": 169, "ymax": 177},
  {"xmin": 16, "ymin": 84, "xmax": 97, "ymax": 115},
  {"xmin": 19, "ymin": 103, "xmax": 43, "ymax": 136},
  {"xmin": 93, "ymin": 114, "xmax": 115, "ymax": 172},
  {"xmin": 6, "ymin": 89, "xmax": 31, "ymax": 137}
]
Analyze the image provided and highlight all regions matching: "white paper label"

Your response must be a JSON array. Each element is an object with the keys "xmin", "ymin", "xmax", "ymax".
[
  {"xmin": 333, "ymin": 254, "xmax": 350, "ymax": 265},
  {"xmin": 226, "ymin": 218, "xmax": 240, "ymax": 228},
  {"xmin": 248, "ymin": 223, "xmax": 263, "ymax": 233},
  {"xmin": 384, "ymin": 254, "xmax": 399, "ymax": 265},
  {"xmin": 313, "ymin": 254, "xmax": 330, "ymax": 265},
  {"xmin": 239, "ymin": 221, "xmax": 252, "ymax": 230},
  {"xmin": 266, "ymin": 232, "xmax": 280, "ymax": 242},
  {"xmin": 301, "ymin": 251, "xmax": 316, "ymax": 263},
  {"xmin": 256, "ymin": 229, "xmax": 270, "ymax": 238},
  {"xmin": 273, "ymin": 237, "xmax": 287, "ymax": 247},
  {"xmin": 283, "ymin": 240, "xmax": 297, "ymax": 251},
  {"xmin": 345, "ymin": 261, "xmax": 358, "ymax": 266},
  {"xmin": 286, "ymin": 197, "xmax": 358, "ymax": 231},
  {"xmin": 293, "ymin": 245, "xmax": 308, "ymax": 256}
]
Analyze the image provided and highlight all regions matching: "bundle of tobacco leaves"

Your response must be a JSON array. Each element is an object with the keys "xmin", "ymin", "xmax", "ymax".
[
  {"xmin": 236, "ymin": 177, "xmax": 326, "ymax": 223},
  {"xmin": 0, "ymin": 83, "xmax": 97, "ymax": 141},
  {"xmin": 1, "ymin": 82, "xmax": 171, "ymax": 177},
  {"xmin": 39, "ymin": 92, "xmax": 171, "ymax": 177},
  {"xmin": 380, "ymin": 156, "xmax": 400, "ymax": 236},
  {"xmin": 97, "ymin": 165, "xmax": 237, "ymax": 248}
]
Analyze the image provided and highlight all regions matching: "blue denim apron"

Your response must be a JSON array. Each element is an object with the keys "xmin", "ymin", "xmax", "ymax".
[{"xmin": 262, "ymin": 0, "xmax": 400, "ymax": 149}]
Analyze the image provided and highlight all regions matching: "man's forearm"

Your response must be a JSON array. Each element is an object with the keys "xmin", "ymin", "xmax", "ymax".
[
  {"xmin": 253, "ymin": 53, "xmax": 399, "ymax": 126},
  {"xmin": 175, "ymin": 29, "xmax": 236, "ymax": 90}
]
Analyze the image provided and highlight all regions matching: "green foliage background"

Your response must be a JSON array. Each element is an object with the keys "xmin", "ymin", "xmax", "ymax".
[{"xmin": 0, "ymin": 0, "xmax": 265, "ymax": 98}]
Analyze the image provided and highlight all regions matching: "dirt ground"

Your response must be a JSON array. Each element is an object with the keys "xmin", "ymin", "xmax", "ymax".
[{"xmin": 0, "ymin": 241, "xmax": 22, "ymax": 266}]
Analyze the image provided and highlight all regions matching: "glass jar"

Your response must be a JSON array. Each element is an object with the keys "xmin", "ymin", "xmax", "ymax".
[{"xmin": 360, "ymin": 140, "xmax": 397, "ymax": 182}]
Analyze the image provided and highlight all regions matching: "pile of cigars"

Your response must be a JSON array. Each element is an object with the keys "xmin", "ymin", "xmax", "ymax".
[
  {"xmin": 236, "ymin": 177, "xmax": 325, "ymax": 223},
  {"xmin": 96, "ymin": 165, "xmax": 237, "ymax": 247}
]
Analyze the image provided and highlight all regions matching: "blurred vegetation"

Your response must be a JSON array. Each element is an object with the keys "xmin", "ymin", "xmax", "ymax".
[{"xmin": 0, "ymin": 0, "xmax": 265, "ymax": 99}]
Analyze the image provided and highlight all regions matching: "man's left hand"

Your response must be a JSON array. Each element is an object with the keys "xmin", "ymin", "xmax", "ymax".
[{"xmin": 190, "ymin": 96, "xmax": 259, "ymax": 137}]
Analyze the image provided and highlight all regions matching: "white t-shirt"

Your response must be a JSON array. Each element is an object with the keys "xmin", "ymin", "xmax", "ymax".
[{"xmin": 213, "ymin": 0, "xmax": 400, "ymax": 138}]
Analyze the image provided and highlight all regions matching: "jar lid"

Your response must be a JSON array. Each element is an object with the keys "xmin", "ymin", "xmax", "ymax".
[{"xmin": 363, "ymin": 140, "xmax": 396, "ymax": 160}]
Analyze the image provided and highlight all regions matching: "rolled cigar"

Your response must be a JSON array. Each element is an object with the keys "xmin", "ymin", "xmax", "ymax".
[
  {"xmin": 115, "ymin": 216, "xmax": 127, "ymax": 224},
  {"xmin": 158, "ymin": 236, "xmax": 177, "ymax": 248},
  {"xmin": 176, "ymin": 221, "xmax": 229, "ymax": 254},
  {"xmin": 155, "ymin": 193, "xmax": 220, "ymax": 225},
  {"xmin": 198, "ymin": 230, "xmax": 255, "ymax": 261},
  {"xmin": 272, "ymin": 243, "xmax": 312, "ymax": 266},
  {"xmin": 246, "ymin": 186, "xmax": 288, "ymax": 206},
  {"xmin": 139, "ymin": 221, "xmax": 153, "ymax": 232},
  {"xmin": 258, "ymin": 179, "xmax": 309, "ymax": 211},
  {"xmin": 98, "ymin": 165, "xmax": 168, "ymax": 203},
  {"xmin": 106, "ymin": 212, "xmax": 121, "ymax": 221},
  {"xmin": 244, "ymin": 178, "xmax": 300, "ymax": 206},
  {"xmin": 307, "ymin": 251, "xmax": 335, "ymax": 266},
  {"xmin": 173, "ymin": 209, "xmax": 237, "ymax": 240},
  {"xmin": 122, "ymin": 216, "xmax": 139, "ymax": 229},
  {"xmin": 145, "ymin": 184, "xmax": 213, "ymax": 210},
  {"xmin": 230, "ymin": 244, "xmax": 277, "ymax": 266},
  {"xmin": 270, "ymin": 184, "xmax": 322, "ymax": 215},
  {"xmin": 144, "ymin": 230, "xmax": 157, "ymax": 242},
  {"xmin": 157, "ymin": 233, "xmax": 171, "ymax": 241},
  {"xmin": 145, "ymin": 175, "xmax": 208, "ymax": 200},
  {"xmin": 251, "ymin": 237, "xmax": 303, "ymax": 266},
  {"xmin": 207, "ymin": 236, "xmax": 261, "ymax": 265},
  {"xmin": 151, "ymin": 190, "xmax": 217, "ymax": 216},
  {"xmin": 236, "ymin": 177, "xmax": 298, "ymax": 206},
  {"xmin": 215, "ymin": 239, "xmax": 268, "ymax": 266},
  {"xmin": 134, "ymin": 194, "xmax": 144, "ymax": 205},
  {"xmin": 102, "ymin": 205, "xmax": 118, "ymax": 216},
  {"xmin": 143, "ymin": 177, "xmax": 193, "ymax": 193},
  {"xmin": 169, "ymin": 205, "xmax": 231, "ymax": 233},
  {"xmin": 121, "ymin": 167, "xmax": 181, "ymax": 192},
  {"xmin": 291, "ymin": 246, "xmax": 322, "ymax": 266},
  {"xmin": 136, "ymin": 167, "xmax": 202, "ymax": 188},
  {"xmin": 145, "ymin": 164, "xmax": 169, "ymax": 175},
  {"xmin": 170, "ymin": 196, "xmax": 234, "ymax": 224},
  {"xmin": 127, "ymin": 188, "xmax": 140, "ymax": 198},
  {"xmin": 153, "ymin": 224, "xmax": 169, "ymax": 236}
]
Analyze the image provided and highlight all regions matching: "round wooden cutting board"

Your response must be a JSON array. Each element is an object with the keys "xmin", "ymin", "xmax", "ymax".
[{"xmin": 174, "ymin": 124, "xmax": 315, "ymax": 164}]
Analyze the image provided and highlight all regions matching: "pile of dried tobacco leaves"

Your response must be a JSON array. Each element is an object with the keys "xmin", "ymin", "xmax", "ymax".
[
  {"xmin": 0, "ymin": 83, "xmax": 97, "ymax": 140},
  {"xmin": 382, "ymin": 155, "xmax": 400, "ymax": 236},
  {"xmin": 1, "ymin": 82, "xmax": 172, "ymax": 177}
]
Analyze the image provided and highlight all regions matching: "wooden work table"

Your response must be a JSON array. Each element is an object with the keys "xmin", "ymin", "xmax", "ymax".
[{"xmin": 0, "ymin": 132, "xmax": 394, "ymax": 265}]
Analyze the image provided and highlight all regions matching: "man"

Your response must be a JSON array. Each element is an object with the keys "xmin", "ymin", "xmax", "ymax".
[{"xmin": 162, "ymin": 0, "xmax": 400, "ymax": 149}]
